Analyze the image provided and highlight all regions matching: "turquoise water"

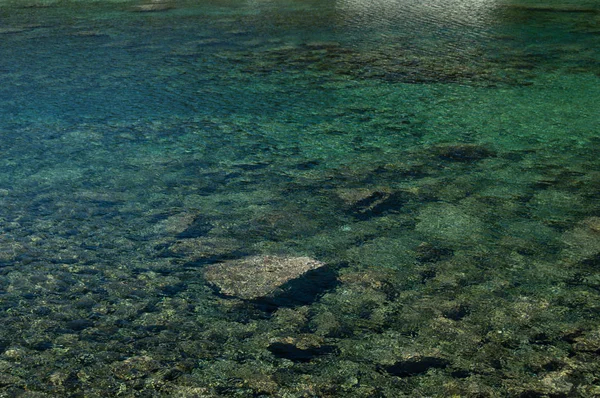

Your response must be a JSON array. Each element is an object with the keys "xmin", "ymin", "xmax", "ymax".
[{"xmin": 1, "ymin": 0, "xmax": 600, "ymax": 396}]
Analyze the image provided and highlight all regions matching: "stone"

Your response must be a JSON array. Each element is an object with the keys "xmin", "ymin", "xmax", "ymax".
[
  {"xmin": 561, "ymin": 217, "xmax": 600, "ymax": 263},
  {"xmin": 415, "ymin": 242, "xmax": 454, "ymax": 263},
  {"xmin": 335, "ymin": 187, "xmax": 391, "ymax": 207},
  {"xmin": 384, "ymin": 356, "xmax": 451, "ymax": 377},
  {"xmin": 415, "ymin": 203, "xmax": 486, "ymax": 244},
  {"xmin": 132, "ymin": 1, "xmax": 174, "ymax": 12},
  {"xmin": 433, "ymin": 144, "xmax": 496, "ymax": 162},
  {"xmin": 112, "ymin": 355, "xmax": 160, "ymax": 380},
  {"xmin": 166, "ymin": 237, "xmax": 241, "ymax": 258},
  {"xmin": 336, "ymin": 187, "xmax": 421, "ymax": 220},
  {"xmin": 572, "ymin": 327, "xmax": 600, "ymax": 352},
  {"xmin": 203, "ymin": 255, "xmax": 326, "ymax": 300},
  {"xmin": 346, "ymin": 237, "xmax": 418, "ymax": 270},
  {"xmin": 267, "ymin": 335, "xmax": 337, "ymax": 363}
]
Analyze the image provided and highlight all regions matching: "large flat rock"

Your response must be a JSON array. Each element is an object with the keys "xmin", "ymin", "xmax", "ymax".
[{"xmin": 203, "ymin": 255, "xmax": 326, "ymax": 300}]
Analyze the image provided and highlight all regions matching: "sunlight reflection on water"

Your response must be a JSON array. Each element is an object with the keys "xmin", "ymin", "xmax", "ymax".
[
  {"xmin": 334, "ymin": 0, "xmax": 501, "ymax": 61},
  {"xmin": 335, "ymin": 0, "xmax": 499, "ymax": 29}
]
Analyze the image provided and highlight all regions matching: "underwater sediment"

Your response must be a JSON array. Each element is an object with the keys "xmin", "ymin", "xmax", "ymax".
[{"xmin": 1, "ymin": 0, "xmax": 600, "ymax": 396}]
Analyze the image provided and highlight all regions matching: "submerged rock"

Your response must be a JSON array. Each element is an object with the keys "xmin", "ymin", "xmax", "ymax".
[
  {"xmin": 416, "ymin": 203, "xmax": 486, "ymax": 244},
  {"xmin": 415, "ymin": 242, "xmax": 454, "ymax": 263},
  {"xmin": 561, "ymin": 217, "xmax": 600, "ymax": 263},
  {"xmin": 335, "ymin": 187, "xmax": 391, "ymax": 208},
  {"xmin": 384, "ymin": 356, "xmax": 451, "ymax": 377},
  {"xmin": 0, "ymin": 236, "xmax": 25, "ymax": 265},
  {"xmin": 166, "ymin": 237, "xmax": 242, "ymax": 258},
  {"xmin": 267, "ymin": 335, "xmax": 337, "ymax": 363},
  {"xmin": 338, "ymin": 188, "xmax": 394, "ymax": 219},
  {"xmin": 433, "ymin": 143, "xmax": 496, "ymax": 162},
  {"xmin": 336, "ymin": 187, "xmax": 423, "ymax": 220},
  {"xmin": 112, "ymin": 355, "xmax": 160, "ymax": 380},
  {"xmin": 131, "ymin": 1, "xmax": 174, "ymax": 12},
  {"xmin": 203, "ymin": 255, "xmax": 326, "ymax": 300},
  {"xmin": 153, "ymin": 212, "xmax": 196, "ymax": 235}
]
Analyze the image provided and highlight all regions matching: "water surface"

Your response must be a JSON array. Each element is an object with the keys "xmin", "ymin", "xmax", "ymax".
[{"xmin": 1, "ymin": 0, "xmax": 600, "ymax": 396}]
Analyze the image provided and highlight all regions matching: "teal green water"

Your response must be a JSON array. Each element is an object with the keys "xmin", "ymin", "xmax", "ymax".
[{"xmin": 1, "ymin": 0, "xmax": 600, "ymax": 396}]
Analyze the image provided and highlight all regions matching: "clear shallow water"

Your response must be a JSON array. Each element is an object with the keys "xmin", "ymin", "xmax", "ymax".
[{"xmin": 1, "ymin": 0, "xmax": 600, "ymax": 396}]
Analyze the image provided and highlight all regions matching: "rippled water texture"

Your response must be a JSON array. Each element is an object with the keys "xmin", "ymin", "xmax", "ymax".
[{"xmin": 1, "ymin": 0, "xmax": 600, "ymax": 396}]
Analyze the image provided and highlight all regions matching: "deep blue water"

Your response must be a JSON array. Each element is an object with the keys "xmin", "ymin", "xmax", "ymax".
[{"xmin": 1, "ymin": 0, "xmax": 600, "ymax": 396}]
